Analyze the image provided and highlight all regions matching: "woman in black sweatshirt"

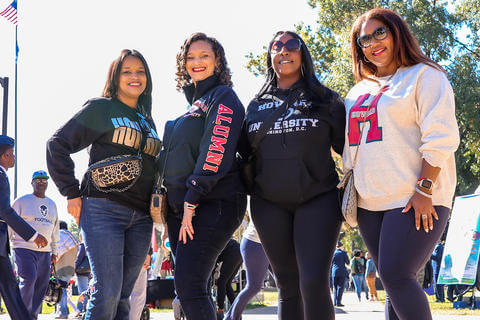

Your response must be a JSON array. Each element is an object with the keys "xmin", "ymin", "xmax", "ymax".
[
  {"xmin": 161, "ymin": 33, "xmax": 246, "ymax": 320},
  {"xmin": 46, "ymin": 49, "xmax": 160, "ymax": 319},
  {"xmin": 242, "ymin": 31, "xmax": 345, "ymax": 320}
]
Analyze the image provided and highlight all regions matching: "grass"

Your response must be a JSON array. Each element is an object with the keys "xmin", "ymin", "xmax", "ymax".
[{"xmin": 377, "ymin": 290, "xmax": 480, "ymax": 316}]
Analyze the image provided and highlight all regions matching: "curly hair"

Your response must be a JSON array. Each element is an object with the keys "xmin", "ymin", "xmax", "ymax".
[
  {"xmin": 350, "ymin": 8, "xmax": 443, "ymax": 82},
  {"xmin": 102, "ymin": 49, "xmax": 153, "ymax": 117},
  {"xmin": 175, "ymin": 32, "xmax": 232, "ymax": 91}
]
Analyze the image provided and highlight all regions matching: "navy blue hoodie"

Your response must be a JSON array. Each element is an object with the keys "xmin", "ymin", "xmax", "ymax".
[{"xmin": 160, "ymin": 75, "xmax": 245, "ymax": 210}]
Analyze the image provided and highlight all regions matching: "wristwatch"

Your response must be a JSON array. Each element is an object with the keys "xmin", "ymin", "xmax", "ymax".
[{"xmin": 417, "ymin": 178, "xmax": 434, "ymax": 192}]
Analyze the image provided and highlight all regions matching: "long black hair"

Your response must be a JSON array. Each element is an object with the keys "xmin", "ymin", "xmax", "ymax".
[
  {"xmin": 102, "ymin": 49, "xmax": 153, "ymax": 118},
  {"xmin": 257, "ymin": 31, "xmax": 337, "ymax": 104}
]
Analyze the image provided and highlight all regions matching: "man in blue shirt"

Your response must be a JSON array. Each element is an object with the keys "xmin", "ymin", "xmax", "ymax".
[{"xmin": 331, "ymin": 241, "xmax": 349, "ymax": 307}]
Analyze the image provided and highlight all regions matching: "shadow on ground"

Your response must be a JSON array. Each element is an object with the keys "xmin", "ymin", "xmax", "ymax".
[{"xmin": 242, "ymin": 305, "xmax": 348, "ymax": 315}]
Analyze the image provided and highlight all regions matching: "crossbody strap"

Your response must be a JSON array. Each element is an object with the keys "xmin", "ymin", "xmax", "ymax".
[
  {"xmin": 351, "ymin": 83, "xmax": 392, "ymax": 169},
  {"xmin": 250, "ymin": 90, "xmax": 299, "ymax": 153},
  {"xmin": 153, "ymin": 118, "xmax": 180, "ymax": 191}
]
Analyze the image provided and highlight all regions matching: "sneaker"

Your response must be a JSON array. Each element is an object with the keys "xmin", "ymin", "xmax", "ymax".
[{"xmin": 336, "ymin": 303, "xmax": 345, "ymax": 307}]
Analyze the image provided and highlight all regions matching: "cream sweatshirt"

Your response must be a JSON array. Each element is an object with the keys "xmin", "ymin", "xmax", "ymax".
[
  {"xmin": 10, "ymin": 194, "xmax": 59, "ymax": 255},
  {"xmin": 343, "ymin": 63, "xmax": 459, "ymax": 211}
]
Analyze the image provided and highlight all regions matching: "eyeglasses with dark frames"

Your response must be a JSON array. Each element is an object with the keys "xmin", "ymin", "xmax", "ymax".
[
  {"xmin": 357, "ymin": 26, "xmax": 389, "ymax": 49},
  {"xmin": 270, "ymin": 39, "xmax": 302, "ymax": 54}
]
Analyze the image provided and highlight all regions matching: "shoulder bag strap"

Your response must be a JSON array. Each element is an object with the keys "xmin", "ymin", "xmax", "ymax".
[
  {"xmin": 351, "ymin": 84, "xmax": 391, "ymax": 169},
  {"xmin": 250, "ymin": 90, "xmax": 299, "ymax": 153},
  {"xmin": 153, "ymin": 118, "xmax": 181, "ymax": 191}
]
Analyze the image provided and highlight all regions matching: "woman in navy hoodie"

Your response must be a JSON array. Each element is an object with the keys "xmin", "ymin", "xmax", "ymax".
[
  {"xmin": 242, "ymin": 31, "xmax": 345, "ymax": 320},
  {"xmin": 161, "ymin": 33, "xmax": 246, "ymax": 320}
]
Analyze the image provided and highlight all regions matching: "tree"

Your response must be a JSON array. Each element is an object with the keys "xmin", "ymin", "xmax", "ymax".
[{"xmin": 246, "ymin": 0, "xmax": 480, "ymax": 194}]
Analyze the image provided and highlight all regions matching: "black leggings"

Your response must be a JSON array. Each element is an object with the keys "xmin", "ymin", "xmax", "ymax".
[
  {"xmin": 215, "ymin": 240, "xmax": 242, "ymax": 309},
  {"xmin": 251, "ymin": 189, "xmax": 342, "ymax": 320},
  {"xmin": 358, "ymin": 206, "xmax": 449, "ymax": 320}
]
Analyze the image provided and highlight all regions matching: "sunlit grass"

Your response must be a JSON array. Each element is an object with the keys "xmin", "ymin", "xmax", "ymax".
[{"xmin": 377, "ymin": 290, "xmax": 480, "ymax": 316}]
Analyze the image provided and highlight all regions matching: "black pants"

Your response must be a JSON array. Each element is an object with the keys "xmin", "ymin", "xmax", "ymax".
[
  {"xmin": 358, "ymin": 206, "xmax": 449, "ymax": 320},
  {"xmin": 167, "ymin": 193, "xmax": 247, "ymax": 320},
  {"xmin": 215, "ymin": 240, "xmax": 242, "ymax": 309},
  {"xmin": 0, "ymin": 255, "xmax": 31, "ymax": 320},
  {"xmin": 251, "ymin": 189, "xmax": 342, "ymax": 320}
]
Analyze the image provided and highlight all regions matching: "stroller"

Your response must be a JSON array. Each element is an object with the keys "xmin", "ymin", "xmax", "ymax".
[{"xmin": 43, "ymin": 231, "xmax": 79, "ymax": 308}]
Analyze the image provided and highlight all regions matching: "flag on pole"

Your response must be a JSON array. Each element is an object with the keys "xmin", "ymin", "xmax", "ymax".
[{"xmin": 0, "ymin": 0, "xmax": 17, "ymax": 25}]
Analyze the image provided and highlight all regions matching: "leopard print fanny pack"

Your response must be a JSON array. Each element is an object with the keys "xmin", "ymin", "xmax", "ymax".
[{"xmin": 88, "ymin": 154, "xmax": 142, "ymax": 193}]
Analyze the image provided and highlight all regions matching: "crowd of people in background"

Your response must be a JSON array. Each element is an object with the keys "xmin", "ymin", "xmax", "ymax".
[{"xmin": 0, "ymin": 5, "xmax": 468, "ymax": 320}]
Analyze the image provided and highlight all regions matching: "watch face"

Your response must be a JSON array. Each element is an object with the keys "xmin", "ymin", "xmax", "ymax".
[{"xmin": 421, "ymin": 180, "xmax": 433, "ymax": 189}]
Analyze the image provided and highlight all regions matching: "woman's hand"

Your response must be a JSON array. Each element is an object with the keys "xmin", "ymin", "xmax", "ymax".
[
  {"xmin": 67, "ymin": 197, "xmax": 82, "ymax": 225},
  {"xmin": 402, "ymin": 192, "xmax": 438, "ymax": 233},
  {"xmin": 179, "ymin": 202, "xmax": 196, "ymax": 244}
]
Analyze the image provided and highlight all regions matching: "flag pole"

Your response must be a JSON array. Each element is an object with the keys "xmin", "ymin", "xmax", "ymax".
[{"xmin": 14, "ymin": 24, "xmax": 18, "ymax": 198}]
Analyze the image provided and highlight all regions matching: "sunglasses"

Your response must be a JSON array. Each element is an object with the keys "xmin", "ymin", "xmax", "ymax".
[
  {"xmin": 270, "ymin": 39, "xmax": 302, "ymax": 54},
  {"xmin": 356, "ymin": 26, "xmax": 389, "ymax": 48}
]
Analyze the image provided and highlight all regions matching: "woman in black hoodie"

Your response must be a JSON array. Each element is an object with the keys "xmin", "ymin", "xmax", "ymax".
[
  {"xmin": 161, "ymin": 33, "xmax": 246, "ymax": 320},
  {"xmin": 242, "ymin": 31, "xmax": 345, "ymax": 320}
]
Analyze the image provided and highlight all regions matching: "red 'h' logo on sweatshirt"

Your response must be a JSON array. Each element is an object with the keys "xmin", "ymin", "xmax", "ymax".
[{"xmin": 347, "ymin": 86, "xmax": 389, "ymax": 146}]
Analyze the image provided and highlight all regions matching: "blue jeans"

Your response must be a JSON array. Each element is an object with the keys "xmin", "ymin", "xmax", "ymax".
[
  {"xmin": 352, "ymin": 274, "xmax": 368, "ymax": 300},
  {"xmin": 58, "ymin": 290, "xmax": 68, "ymax": 316},
  {"xmin": 80, "ymin": 197, "xmax": 152, "ymax": 320},
  {"xmin": 332, "ymin": 276, "xmax": 346, "ymax": 305},
  {"xmin": 167, "ymin": 193, "xmax": 247, "ymax": 320},
  {"xmin": 13, "ymin": 248, "xmax": 51, "ymax": 319},
  {"xmin": 76, "ymin": 274, "xmax": 90, "ymax": 312}
]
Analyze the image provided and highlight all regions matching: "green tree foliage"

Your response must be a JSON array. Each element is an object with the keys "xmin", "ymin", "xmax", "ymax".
[
  {"xmin": 68, "ymin": 221, "xmax": 81, "ymax": 240},
  {"xmin": 246, "ymin": 0, "xmax": 480, "ymax": 194}
]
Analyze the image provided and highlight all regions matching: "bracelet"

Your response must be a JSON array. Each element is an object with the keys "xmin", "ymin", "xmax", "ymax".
[
  {"xmin": 184, "ymin": 202, "xmax": 198, "ymax": 210},
  {"xmin": 415, "ymin": 186, "xmax": 433, "ymax": 198}
]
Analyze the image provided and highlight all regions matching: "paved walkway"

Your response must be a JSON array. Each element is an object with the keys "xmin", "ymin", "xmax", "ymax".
[{"xmin": 1, "ymin": 292, "xmax": 478, "ymax": 319}]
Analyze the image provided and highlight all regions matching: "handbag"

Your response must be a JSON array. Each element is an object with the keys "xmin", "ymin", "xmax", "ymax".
[
  {"xmin": 44, "ymin": 265, "xmax": 68, "ymax": 307},
  {"xmin": 337, "ymin": 80, "xmax": 394, "ymax": 227},
  {"xmin": 75, "ymin": 255, "xmax": 91, "ymax": 274},
  {"xmin": 240, "ymin": 91, "xmax": 299, "ymax": 194},
  {"xmin": 150, "ymin": 119, "xmax": 180, "ymax": 224},
  {"xmin": 88, "ymin": 112, "xmax": 148, "ymax": 193}
]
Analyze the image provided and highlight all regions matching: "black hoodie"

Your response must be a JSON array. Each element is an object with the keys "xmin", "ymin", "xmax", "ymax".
[
  {"xmin": 160, "ymin": 75, "xmax": 245, "ymax": 210},
  {"xmin": 243, "ymin": 82, "xmax": 345, "ymax": 205},
  {"xmin": 46, "ymin": 98, "xmax": 161, "ymax": 212}
]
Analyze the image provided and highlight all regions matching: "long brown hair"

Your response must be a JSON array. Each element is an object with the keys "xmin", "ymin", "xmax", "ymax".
[
  {"xmin": 102, "ymin": 49, "xmax": 153, "ymax": 117},
  {"xmin": 175, "ymin": 32, "xmax": 232, "ymax": 91},
  {"xmin": 350, "ymin": 8, "xmax": 444, "ymax": 82}
]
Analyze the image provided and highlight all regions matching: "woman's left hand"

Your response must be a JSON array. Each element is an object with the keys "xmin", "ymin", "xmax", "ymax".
[
  {"xmin": 402, "ymin": 192, "xmax": 438, "ymax": 233},
  {"xmin": 179, "ymin": 203, "xmax": 195, "ymax": 244}
]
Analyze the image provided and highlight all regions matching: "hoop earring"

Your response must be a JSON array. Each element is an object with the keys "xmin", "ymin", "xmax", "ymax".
[
  {"xmin": 363, "ymin": 55, "xmax": 370, "ymax": 63},
  {"xmin": 301, "ymin": 65, "xmax": 305, "ymax": 77}
]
